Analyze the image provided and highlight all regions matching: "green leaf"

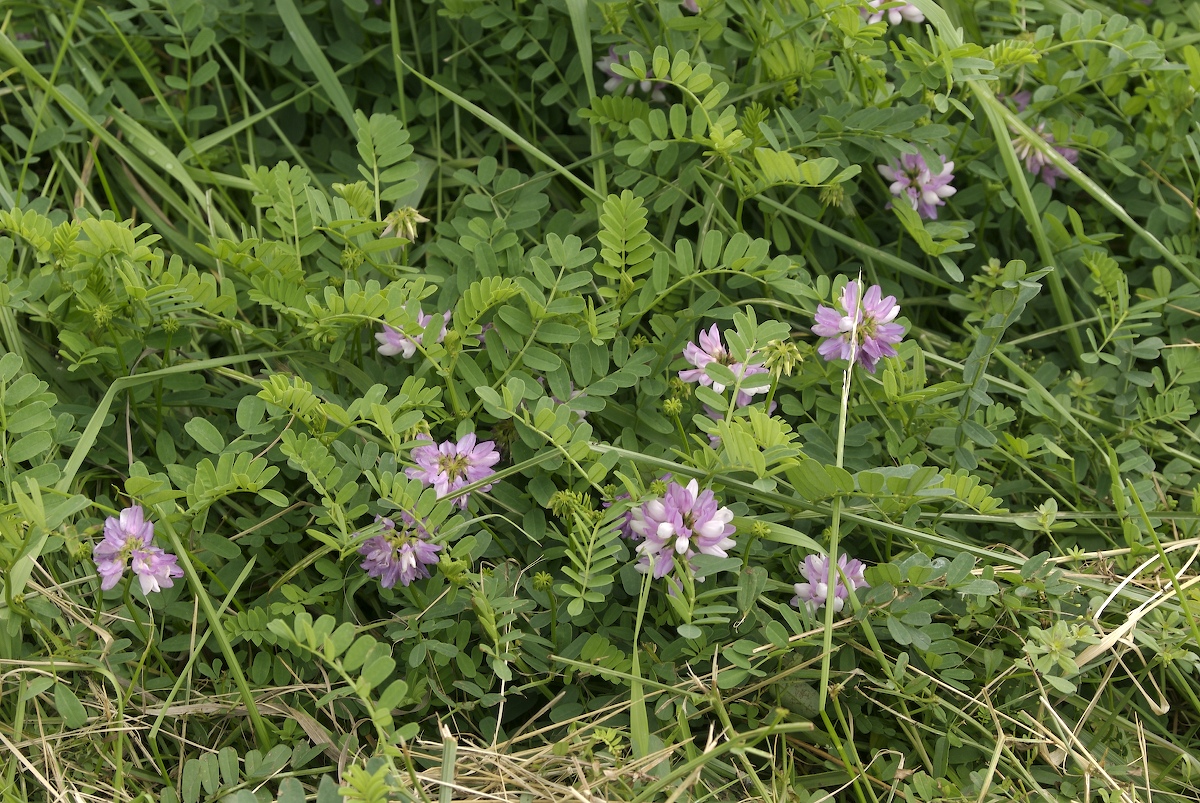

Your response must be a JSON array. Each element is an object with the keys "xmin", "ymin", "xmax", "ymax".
[
  {"xmin": 753, "ymin": 520, "xmax": 823, "ymax": 553},
  {"xmin": 786, "ymin": 459, "xmax": 837, "ymax": 501},
  {"xmin": 184, "ymin": 418, "xmax": 225, "ymax": 453},
  {"xmin": 737, "ymin": 566, "xmax": 768, "ymax": 614},
  {"xmin": 1043, "ymin": 674, "xmax": 1076, "ymax": 694},
  {"xmin": 7, "ymin": 431, "xmax": 51, "ymax": 463},
  {"xmin": 274, "ymin": 0, "xmax": 357, "ymax": 129},
  {"xmin": 277, "ymin": 777, "xmax": 306, "ymax": 803},
  {"xmin": 960, "ymin": 578, "xmax": 1000, "ymax": 596},
  {"xmin": 54, "ymin": 682, "xmax": 88, "ymax": 728}
]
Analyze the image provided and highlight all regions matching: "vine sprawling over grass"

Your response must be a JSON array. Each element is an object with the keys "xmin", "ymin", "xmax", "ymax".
[{"xmin": 2, "ymin": 0, "xmax": 1200, "ymax": 801}]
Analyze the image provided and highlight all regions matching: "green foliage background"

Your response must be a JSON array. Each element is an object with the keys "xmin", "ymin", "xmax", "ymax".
[{"xmin": 1, "ymin": 0, "xmax": 1200, "ymax": 800}]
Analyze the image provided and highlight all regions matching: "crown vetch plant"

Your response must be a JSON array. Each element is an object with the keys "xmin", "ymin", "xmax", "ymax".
[
  {"xmin": 406, "ymin": 433, "xmax": 501, "ymax": 508},
  {"xmin": 358, "ymin": 514, "xmax": 442, "ymax": 588},
  {"xmin": 629, "ymin": 479, "xmax": 736, "ymax": 579},
  {"xmin": 811, "ymin": 280, "xmax": 906, "ymax": 373},
  {"xmin": 878, "ymin": 152, "xmax": 957, "ymax": 220},
  {"xmin": 92, "ymin": 506, "xmax": 182, "ymax": 595},
  {"xmin": 679, "ymin": 323, "xmax": 770, "ymax": 405},
  {"xmin": 3, "ymin": 0, "xmax": 1199, "ymax": 800},
  {"xmin": 792, "ymin": 553, "xmax": 870, "ymax": 613}
]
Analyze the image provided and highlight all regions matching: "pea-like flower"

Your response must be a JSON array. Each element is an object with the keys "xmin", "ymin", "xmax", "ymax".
[
  {"xmin": 376, "ymin": 308, "xmax": 451, "ymax": 358},
  {"xmin": 406, "ymin": 433, "xmax": 501, "ymax": 508},
  {"xmin": 791, "ymin": 553, "xmax": 869, "ymax": 613},
  {"xmin": 630, "ymin": 479, "xmax": 736, "ymax": 579},
  {"xmin": 811, "ymin": 279, "xmax": 905, "ymax": 373},
  {"xmin": 358, "ymin": 514, "xmax": 442, "ymax": 588},
  {"xmin": 380, "ymin": 207, "xmax": 430, "ymax": 241},
  {"xmin": 92, "ymin": 506, "xmax": 183, "ymax": 595},
  {"xmin": 878, "ymin": 153, "xmax": 956, "ymax": 220},
  {"xmin": 1011, "ymin": 122, "xmax": 1078, "ymax": 189},
  {"xmin": 861, "ymin": 0, "xmax": 924, "ymax": 25},
  {"xmin": 679, "ymin": 324, "xmax": 769, "ymax": 406}
]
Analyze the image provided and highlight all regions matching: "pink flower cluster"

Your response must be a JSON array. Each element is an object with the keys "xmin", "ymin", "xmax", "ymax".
[
  {"xmin": 629, "ymin": 479, "xmax": 736, "ymax": 579},
  {"xmin": 376, "ymin": 307, "xmax": 451, "ymax": 358},
  {"xmin": 679, "ymin": 324, "xmax": 769, "ymax": 406},
  {"xmin": 811, "ymin": 279, "xmax": 905, "ymax": 373},
  {"xmin": 1012, "ymin": 122, "xmax": 1078, "ymax": 189},
  {"xmin": 358, "ymin": 513, "xmax": 442, "ymax": 588},
  {"xmin": 406, "ymin": 433, "xmax": 501, "ymax": 509},
  {"xmin": 792, "ymin": 553, "xmax": 870, "ymax": 613},
  {"xmin": 878, "ymin": 152, "xmax": 957, "ymax": 220},
  {"xmin": 861, "ymin": 0, "xmax": 924, "ymax": 25},
  {"xmin": 92, "ymin": 506, "xmax": 183, "ymax": 595}
]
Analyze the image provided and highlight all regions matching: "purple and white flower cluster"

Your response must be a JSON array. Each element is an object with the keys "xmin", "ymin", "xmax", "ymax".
[
  {"xmin": 1012, "ymin": 122, "xmax": 1078, "ymax": 189},
  {"xmin": 406, "ymin": 433, "xmax": 501, "ymax": 509},
  {"xmin": 629, "ymin": 479, "xmax": 736, "ymax": 579},
  {"xmin": 878, "ymin": 153, "xmax": 957, "ymax": 220},
  {"xmin": 792, "ymin": 553, "xmax": 870, "ymax": 613},
  {"xmin": 376, "ymin": 307, "xmax": 451, "ymax": 358},
  {"xmin": 679, "ymin": 324, "xmax": 770, "ymax": 406},
  {"xmin": 861, "ymin": 0, "xmax": 924, "ymax": 25},
  {"xmin": 619, "ymin": 480, "xmax": 869, "ymax": 614},
  {"xmin": 811, "ymin": 279, "xmax": 905, "ymax": 373},
  {"xmin": 92, "ymin": 506, "xmax": 183, "ymax": 595},
  {"xmin": 358, "ymin": 513, "xmax": 442, "ymax": 589}
]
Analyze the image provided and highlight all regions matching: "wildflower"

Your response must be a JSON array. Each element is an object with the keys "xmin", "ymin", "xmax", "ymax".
[
  {"xmin": 358, "ymin": 514, "xmax": 441, "ymax": 588},
  {"xmin": 595, "ymin": 47, "xmax": 667, "ymax": 103},
  {"xmin": 1012, "ymin": 122, "xmax": 1078, "ymax": 189},
  {"xmin": 630, "ymin": 479, "xmax": 736, "ymax": 579},
  {"xmin": 877, "ymin": 153, "xmax": 957, "ymax": 220},
  {"xmin": 605, "ymin": 474, "xmax": 672, "ymax": 540},
  {"xmin": 679, "ymin": 324, "xmax": 770, "ymax": 406},
  {"xmin": 791, "ymin": 553, "xmax": 869, "ymax": 613},
  {"xmin": 681, "ymin": 0, "xmax": 699, "ymax": 11},
  {"xmin": 381, "ymin": 207, "xmax": 429, "ymax": 241},
  {"xmin": 92, "ymin": 506, "xmax": 183, "ymax": 594},
  {"xmin": 376, "ymin": 308, "xmax": 452, "ymax": 358},
  {"xmin": 861, "ymin": 0, "xmax": 924, "ymax": 25},
  {"xmin": 406, "ymin": 433, "xmax": 501, "ymax": 508},
  {"xmin": 811, "ymin": 279, "xmax": 905, "ymax": 373}
]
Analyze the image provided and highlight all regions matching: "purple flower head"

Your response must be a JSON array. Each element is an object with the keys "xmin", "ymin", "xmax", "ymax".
[
  {"xmin": 679, "ymin": 324, "xmax": 770, "ymax": 406},
  {"xmin": 376, "ymin": 308, "xmax": 452, "ymax": 358},
  {"xmin": 811, "ymin": 279, "xmax": 905, "ymax": 373},
  {"xmin": 358, "ymin": 513, "xmax": 442, "ymax": 588},
  {"xmin": 878, "ymin": 152, "xmax": 956, "ymax": 220},
  {"xmin": 792, "ymin": 553, "xmax": 869, "ymax": 613},
  {"xmin": 681, "ymin": 0, "xmax": 699, "ymax": 11},
  {"xmin": 595, "ymin": 47, "xmax": 667, "ymax": 103},
  {"xmin": 1012, "ymin": 122, "xmax": 1078, "ymax": 189},
  {"xmin": 605, "ymin": 474, "xmax": 673, "ymax": 539},
  {"xmin": 629, "ymin": 479, "xmax": 736, "ymax": 579},
  {"xmin": 405, "ymin": 433, "xmax": 501, "ymax": 508},
  {"xmin": 861, "ymin": 0, "xmax": 924, "ymax": 25},
  {"xmin": 92, "ymin": 506, "xmax": 183, "ymax": 594}
]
